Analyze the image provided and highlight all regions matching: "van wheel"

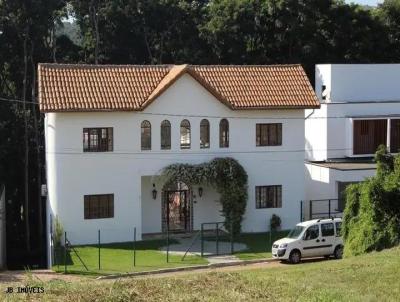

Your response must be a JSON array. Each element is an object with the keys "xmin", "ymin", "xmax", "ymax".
[
  {"xmin": 289, "ymin": 250, "xmax": 301, "ymax": 264},
  {"xmin": 334, "ymin": 245, "xmax": 343, "ymax": 259}
]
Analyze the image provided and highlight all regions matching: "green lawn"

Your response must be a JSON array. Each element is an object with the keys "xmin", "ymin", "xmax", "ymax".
[
  {"xmin": 54, "ymin": 231, "xmax": 290, "ymax": 275},
  {"xmin": 4, "ymin": 246, "xmax": 400, "ymax": 301},
  {"xmin": 53, "ymin": 239, "xmax": 207, "ymax": 275}
]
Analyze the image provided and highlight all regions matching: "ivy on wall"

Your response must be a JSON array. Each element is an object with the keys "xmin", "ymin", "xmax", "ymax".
[{"xmin": 161, "ymin": 158, "xmax": 248, "ymax": 234}]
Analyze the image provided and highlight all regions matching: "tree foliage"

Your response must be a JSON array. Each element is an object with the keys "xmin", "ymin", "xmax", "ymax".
[
  {"xmin": 1, "ymin": 0, "xmax": 400, "ymax": 266},
  {"xmin": 161, "ymin": 158, "xmax": 248, "ymax": 234},
  {"xmin": 343, "ymin": 145, "xmax": 400, "ymax": 257}
]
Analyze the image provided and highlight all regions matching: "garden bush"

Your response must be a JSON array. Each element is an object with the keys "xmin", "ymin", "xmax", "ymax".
[{"xmin": 343, "ymin": 145, "xmax": 400, "ymax": 256}]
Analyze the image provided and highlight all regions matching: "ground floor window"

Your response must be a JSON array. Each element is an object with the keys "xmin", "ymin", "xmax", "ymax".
[
  {"xmin": 255, "ymin": 185, "xmax": 282, "ymax": 208},
  {"xmin": 84, "ymin": 194, "xmax": 114, "ymax": 219}
]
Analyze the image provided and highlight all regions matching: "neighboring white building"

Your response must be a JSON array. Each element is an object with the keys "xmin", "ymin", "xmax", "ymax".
[
  {"xmin": 39, "ymin": 64, "xmax": 319, "ymax": 265},
  {"xmin": 305, "ymin": 64, "xmax": 400, "ymax": 219},
  {"xmin": 0, "ymin": 184, "xmax": 5, "ymax": 270}
]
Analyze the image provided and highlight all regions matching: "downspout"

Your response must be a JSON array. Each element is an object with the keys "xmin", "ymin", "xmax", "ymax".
[{"xmin": 305, "ymin": 109, "xmax": 315, "ymax": 120}]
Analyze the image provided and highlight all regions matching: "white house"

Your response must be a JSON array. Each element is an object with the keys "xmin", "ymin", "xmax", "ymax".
[
  {"xmin": 39, "ymin": 63, "xmax": 319, "ymax": 265},
  {"xmin": 305, "ymin": 64, "xmax": 400, "ymax": 219}
]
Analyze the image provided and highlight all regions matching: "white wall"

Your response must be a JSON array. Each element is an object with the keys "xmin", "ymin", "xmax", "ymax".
[
  {"xmin": 0, "ymin": 185, "xmax": 5, "ymax": 269},
  {"xmin": 307, "ymin": 64, "xmax": 400, "ymax": 161},
  {"xmin": 45, "ymin": 73, "xmax": 306, "ymax": 245},
  {"xmin": 316, "ymin": 64, "xmax": 400, "ymax": 103}
]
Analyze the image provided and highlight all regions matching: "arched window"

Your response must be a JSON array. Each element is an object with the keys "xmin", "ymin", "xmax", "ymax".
[
  {"xmin": 200, "ymin": 119, "xmax": 210, "ymax": 148},
  {"xmin": 141, "ymin": 120, "xmax": 151, "ymax": 150},
  {"xmin": 219, "ymin": 119, "xmax": 229, "ymax": 148},
  {"xmin": 160, "ymin": 120, "xmax": 171, "ymax": 150},
  {"xmin": 180, "ymin": 119, "xmax": 191, "ymax": 149}
]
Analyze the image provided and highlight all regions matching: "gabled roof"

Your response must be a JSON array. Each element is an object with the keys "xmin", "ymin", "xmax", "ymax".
[{"xmin": 38, "ymin": 63, "xmax": 320, "ymax": 112}]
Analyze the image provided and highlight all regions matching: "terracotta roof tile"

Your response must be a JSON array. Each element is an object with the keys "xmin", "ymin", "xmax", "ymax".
[{"xmin": 38, "ymin": 63, "xmax": 319, "ymax": 112}]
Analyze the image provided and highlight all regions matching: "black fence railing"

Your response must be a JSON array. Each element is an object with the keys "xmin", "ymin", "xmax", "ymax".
[
  {"xmin": 301, "ymin": 199, "xmax": 344, "ymax": 221},
  {"xmin": 51, "ymin": 224, "xmax": 288, "ymax": 275}
]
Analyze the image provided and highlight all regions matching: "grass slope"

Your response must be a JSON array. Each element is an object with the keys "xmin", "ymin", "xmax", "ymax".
[{"xmin": 3, "ymin": 246, "xmax": 400, "ymax": 301}]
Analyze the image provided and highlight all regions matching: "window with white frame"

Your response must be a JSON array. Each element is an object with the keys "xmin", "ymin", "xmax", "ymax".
[
  {"xmin": 161, "ymin": 120, "xmax": 171, "ymax": 150},
  {"xmin": 83, "ymin": 128, "xmax": 113, "ymax": 152},
  {"xmin": 180, "ymin": 119, "xmax": 191, "ymax": 149},
  {"xmin": 352, "ymin": 118, "xmax": 400, "ymax": 155},
  {"xmin": 255, "ymin": 185, "xmax": 282, "ymax": 209},
  {"xmin": 256, "ymin": 123, "xmax": 282, "ymax": 146},
  {"xmin": 353, "ymin": 119, "xmax": 387, "ymax": 155},
  {"xmin": 200, "ymin": 119, "xmax": 210, "ymax": 148}
]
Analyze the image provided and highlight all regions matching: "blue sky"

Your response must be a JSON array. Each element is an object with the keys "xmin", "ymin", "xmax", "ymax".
[{"xmin": 346, "ymin": 0, "xmax": 382, "ymax": 6}]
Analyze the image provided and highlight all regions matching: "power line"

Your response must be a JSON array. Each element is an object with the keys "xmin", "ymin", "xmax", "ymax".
[
  {"xmin": 45, "ymin": 146, "xmax": 356, "ymax": 156},
  {"xmin": 0, "ymin": 96, "xmax": 38, "ymax": 105},
  {"xmin": 2, "ymin": 96, "xmax": 394, "ymax": 121}
]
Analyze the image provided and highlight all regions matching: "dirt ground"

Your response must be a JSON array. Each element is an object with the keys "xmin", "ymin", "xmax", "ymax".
[
  {"xmin": 0, "ymin": 269, "xmax": 83, "ymax": 284},
  {"xmin": 0, "ymin": 258, "xmax": 327, "ymax": 284}
]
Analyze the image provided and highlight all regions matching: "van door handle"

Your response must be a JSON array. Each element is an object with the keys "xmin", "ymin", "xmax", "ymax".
[
  {"xmin": 322, "ymin": 239, "xmax": 326, "ymax": 242},
  {"xmin": 316, "ymin": 239, "xmax": 320, "ymax": 243}
]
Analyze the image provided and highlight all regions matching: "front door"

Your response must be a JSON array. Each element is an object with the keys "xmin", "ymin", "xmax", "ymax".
[
  {"xmin": 165, "ymin": 190, "xmax": 190, "ymax": 232},
  {"xmin": 319, "ymin": 222, "xmax": 336, "ymax": 255},
  {"xmin": 301, "ymin": 224, "xmax": 326, "ymax": 257}
]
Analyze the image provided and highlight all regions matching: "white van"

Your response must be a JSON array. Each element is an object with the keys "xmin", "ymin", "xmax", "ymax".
[{"xmin": 272, "ymin": 218, "xmax": 343, "ymax": 264}]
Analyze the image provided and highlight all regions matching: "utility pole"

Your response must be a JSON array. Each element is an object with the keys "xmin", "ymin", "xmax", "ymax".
[{"xmin": 22, "ymin": 26, "xmax": 30, "ymax": 252}]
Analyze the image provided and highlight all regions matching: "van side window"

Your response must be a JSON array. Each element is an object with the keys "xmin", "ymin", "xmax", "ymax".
[
  {"xmin": 304, "ymin": 225, "xmax": 319, "ymax": 240},
  {"xmin": 321, "ymin": 223, "xmax": 335, "ymax": 237},
  {"xmin": 335, "ymin": 222, "xmax": 342, "ymax": 237}
]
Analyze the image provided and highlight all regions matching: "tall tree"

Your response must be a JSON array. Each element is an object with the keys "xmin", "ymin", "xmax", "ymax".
[
  {"xmin": 377, "ymin": 0, "xmax": 400, "ymax": 60},
  {"xmin": 0, "ymin": 0, "xmax": 69, "ymax": 267}
]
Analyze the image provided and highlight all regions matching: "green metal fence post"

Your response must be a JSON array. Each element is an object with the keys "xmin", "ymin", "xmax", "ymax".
[
  {"xmin": 98, "ymin": 230, "xmax": 101, "ymax": 270},
  {"xmin": 201, "ymin": 224, "xmax": 204, "ymax": 257},
  {"xmin": 300, "ymin": 200, "xmax": 303, "ymax": 222},
  {"xmin": 64, "ymin": 231, "xmax": 67, "ymax": 274},
  {"xmin": 133, "ymin": 227, "xmax": 136, "ymax": 267},
  {"xmin": 166, "ymin": 226, "xmax": 169, "ymax": 263},
  {"xmin": 269, "ymin": 221, "xmax": 273, "ymax": 250},
  {"xmin": 216, "ymin": 223, "xmax": 219, "ymax": 255},
  {"xmin": 230, "ymin": 222, "xmax": 234, "ymax": 254}
]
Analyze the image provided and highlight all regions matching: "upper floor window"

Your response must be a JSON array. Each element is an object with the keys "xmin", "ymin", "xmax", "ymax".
[
  {"xmin": 180, "ymin": 119, "xmax": 191, "ymax": 149},
  {"xmin": 141, "ymin": 120, "xmax": 151, "ymax": 150},
  {"xmin": 353, "ymin": 119, "xmax": 386, "ymax": 155},
  {"xmin": 200, "ymin": 119, "xmax": 210, "ymax": 148},
  {"xmin": 84, "ymin": 194, "xmax": 114, "ymax": 219},
  {"xmin": 161, "ymin": 120, "xmax": 171, "ymax": 150},
  {"xmin": 83, "ymin": 128, "xmax": 113, "ymax": 152},
  {"xmin": 255, "ymin": 185, "xmax": 282, "ymax": 209},
  {"xmin": 219, "ymin": 119, "xmax": 229, "ymax": 148},
  {"xmin": 390, "ymin": 119, "xmax": 400, "ymax": 153},
  {"xmin": 256, "ymin": 123, "xmax": 282, "ymax": 146}
]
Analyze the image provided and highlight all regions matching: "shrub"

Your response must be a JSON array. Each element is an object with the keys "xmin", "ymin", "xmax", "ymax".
[
  {"xmin": 53, "ymin": 216, "xmax": 64, "ymax": 247},
  {"xmin": 270, "ymin": 214, "xmax": 281, "ymax": 231},
  {"xmin": 343, "ymin": 145, "xmax": 400, "ymax": 257}
]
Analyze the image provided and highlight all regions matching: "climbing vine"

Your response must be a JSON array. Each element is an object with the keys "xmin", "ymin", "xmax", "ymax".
[{"xmin": 161, "ymin": 158, "xmax": 248, "ymax": 234}]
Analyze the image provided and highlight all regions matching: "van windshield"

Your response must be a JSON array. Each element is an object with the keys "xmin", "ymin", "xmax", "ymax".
[{"xmin": 287, "ymin": 226, "xmax": 305, "ymax": 239}]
